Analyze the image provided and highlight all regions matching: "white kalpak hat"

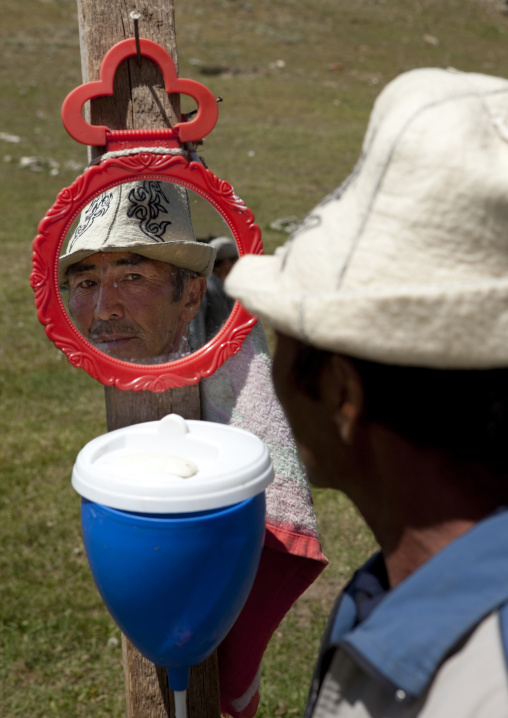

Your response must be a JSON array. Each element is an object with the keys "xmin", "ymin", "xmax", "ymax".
[
  {"xmin": 226, "ymin": 68, "xmax": 508, "ymax": 369},
  {"xmin": 59, "ymin": 180, "xmax": 215, "ymax": 283}
]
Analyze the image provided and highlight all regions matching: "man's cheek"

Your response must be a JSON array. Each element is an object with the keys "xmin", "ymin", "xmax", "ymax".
[
  {"xmin": 297, "ymin": 443, "xmax": 313, "ymax": 468},
  {"xmin": 68, "ymin": 295, "xmax": 90, "ymax": 334},
  {"xmin": 294, "ymin": 443, "xmax": 323, "ymax": 487}
]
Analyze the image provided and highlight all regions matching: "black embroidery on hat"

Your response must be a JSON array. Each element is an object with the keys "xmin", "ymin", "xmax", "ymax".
[
  {"xmin": 280, "ymin": 213, "xmax": 322, "ymax": 270},
  {"xmin": 68, "ymin": 192, "xmax": 113, "ymax": 251},
  {"xmin": 280, "ymin": 154, "xmax": 364, "ymax": 270},
  {"xmin": 321, "ymin": 153, "xmax": 365, "ymax": 207},
  {"xmin": 127, "ymin": 180, "xmax": 172, "ymax": 242}
]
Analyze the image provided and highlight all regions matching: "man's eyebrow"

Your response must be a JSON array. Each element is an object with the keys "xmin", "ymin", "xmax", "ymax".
[
  {"xmin": 66, "ymin": 261, "xmax": 96, "ymax": 277},
  {"xmin": 114, "ymin": 255, "xmax": 149, "ymax": 268},
  {"xmin": 65, "ymin": 254, "xmax": 149, "ymax": 277}
]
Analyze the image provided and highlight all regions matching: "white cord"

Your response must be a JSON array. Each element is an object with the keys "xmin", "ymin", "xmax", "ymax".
[{"xmin": 92, "ymin": 146, "xmax": 189, "ymax": 164}]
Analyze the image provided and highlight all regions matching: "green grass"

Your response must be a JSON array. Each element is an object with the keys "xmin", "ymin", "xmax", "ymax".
[{"xmin": 2, "ymin": 0, "xmax": 508, "ymax": 715}]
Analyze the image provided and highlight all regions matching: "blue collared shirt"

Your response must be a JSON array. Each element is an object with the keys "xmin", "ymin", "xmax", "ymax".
[{"xmin": 306, "ymin": 509, "xmax": 508, "ymax": 716}]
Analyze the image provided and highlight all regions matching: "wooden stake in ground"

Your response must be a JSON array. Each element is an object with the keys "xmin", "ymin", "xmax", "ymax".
[{"xmin": 75, "ymin": 1, "xmax": 220, "ymax": 715}]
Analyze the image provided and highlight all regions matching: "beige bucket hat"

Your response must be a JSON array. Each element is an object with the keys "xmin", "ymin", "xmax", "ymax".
[
  {"xmin": 59, "ymin": 179, "xmax": 215, "ymax": 283},
  {"xmin": 226, "ymin": 68, "xmax": 508, "ymax": 369}
]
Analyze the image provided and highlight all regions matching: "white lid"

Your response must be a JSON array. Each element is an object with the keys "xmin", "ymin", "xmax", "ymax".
[{"xmin": 71, "ymin": 414, "xmax": 274, "ymax": 513}]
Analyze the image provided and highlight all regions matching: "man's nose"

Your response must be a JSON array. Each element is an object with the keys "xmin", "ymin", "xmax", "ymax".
[{"xmin": 93, "ymin": 281, "xmax": 124, "ymax": 320}]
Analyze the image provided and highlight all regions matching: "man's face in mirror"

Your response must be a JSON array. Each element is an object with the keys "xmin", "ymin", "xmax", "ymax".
[{"xmin": 65, "ymin": 251, "xmax": 206, "ymax": 360}]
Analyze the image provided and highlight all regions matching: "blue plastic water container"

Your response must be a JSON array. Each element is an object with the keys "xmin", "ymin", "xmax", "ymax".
[{"xmin": 72, "ymin": 414, "xmax": 274, "ymax": 692}]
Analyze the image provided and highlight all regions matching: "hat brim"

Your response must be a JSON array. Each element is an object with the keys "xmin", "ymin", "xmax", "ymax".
[
  {"xmin": 59, "ymin": 241, "xmax": 215, "ymax": 285},
  {"xmin": 226, "ymin": 253, "xmax": 508, "ymax": 369}
]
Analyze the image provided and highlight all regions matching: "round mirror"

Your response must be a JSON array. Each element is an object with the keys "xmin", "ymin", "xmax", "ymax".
[
  {"xmin": 31, "ymin": 152, "xmax": 262, "ymax": 391},
  {"xmin": 59, "ymin": 182, "xmax": 238, "ymax": 362}
]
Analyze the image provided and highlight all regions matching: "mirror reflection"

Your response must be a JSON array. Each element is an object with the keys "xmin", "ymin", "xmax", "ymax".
[{"xmin": 59, "ymin": 180, "xmax": 238, "ymax": 364}]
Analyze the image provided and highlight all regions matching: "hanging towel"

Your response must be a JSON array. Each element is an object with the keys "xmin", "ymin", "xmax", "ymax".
[{"xmin": 201, "ymin": 320, "xmax": 328, "ymax": 718}]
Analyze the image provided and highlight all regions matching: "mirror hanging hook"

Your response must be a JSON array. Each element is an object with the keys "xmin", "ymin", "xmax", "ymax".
[{"xmin": 129, "ymin": 10, "xmax": 142, "ymax": 67}]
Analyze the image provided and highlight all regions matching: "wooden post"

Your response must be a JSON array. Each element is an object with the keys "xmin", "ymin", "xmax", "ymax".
[{"xmin": 76, "ymin": 1, "xmax": 220, "ymax": 715}]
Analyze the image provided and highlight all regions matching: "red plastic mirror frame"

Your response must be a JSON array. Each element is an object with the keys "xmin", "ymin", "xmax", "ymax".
[{"xmin": 31, "ymin": 152, "xmax": 262, "ymax": 392}]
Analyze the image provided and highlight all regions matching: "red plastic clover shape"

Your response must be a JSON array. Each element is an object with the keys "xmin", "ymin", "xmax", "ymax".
[{"xmin": 61, "ymin": 38, "xmax": 218, "ymax": 147}]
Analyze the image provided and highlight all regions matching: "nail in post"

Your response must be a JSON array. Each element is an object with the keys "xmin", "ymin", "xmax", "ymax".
[{"xmin": 130, "ymin": 11, "xmax": 142, "ymax": 67}]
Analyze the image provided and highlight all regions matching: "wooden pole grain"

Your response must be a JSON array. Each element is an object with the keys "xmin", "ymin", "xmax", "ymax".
[{"xmin": 75, "ymin": 1, "xmax": 221, "ymax": 715}]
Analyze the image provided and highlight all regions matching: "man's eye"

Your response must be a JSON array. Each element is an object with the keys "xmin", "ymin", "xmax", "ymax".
[
  {"xmin": 75, "ymin": 279, "xmax": 97, "ymax": 289},
  {"xmin": 124, "ymin": 273, "xmax": 142, "ymax": 281}
]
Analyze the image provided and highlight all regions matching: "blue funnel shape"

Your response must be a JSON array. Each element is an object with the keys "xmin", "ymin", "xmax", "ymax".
[{"xmin": 80, "ymin": 494, "xmax": 266, "ymax": 691}]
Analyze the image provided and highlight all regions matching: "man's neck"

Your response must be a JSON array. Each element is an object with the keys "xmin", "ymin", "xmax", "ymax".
[
  {"xmin": 356, "ymin": 423, "xmax": 502, "ymax": 589},
  {"xmin": 382, "ymin": 518, "xmax": 479, "ymax": 587}
]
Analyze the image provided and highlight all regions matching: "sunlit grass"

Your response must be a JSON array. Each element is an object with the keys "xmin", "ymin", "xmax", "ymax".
[{"xmin": 2, "ymin": 0, "xmax": 508, "ymax": 715}]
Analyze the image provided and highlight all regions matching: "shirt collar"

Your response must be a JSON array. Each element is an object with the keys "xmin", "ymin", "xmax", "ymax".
[{"xmin": 331, "ymin": 508, "xmax": 508, "ymax": 697}]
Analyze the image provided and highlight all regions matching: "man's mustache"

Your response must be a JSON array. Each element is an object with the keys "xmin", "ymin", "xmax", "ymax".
[{"xmin": 90, "ymin": 320, "xmax": 143, "ymax": 339}]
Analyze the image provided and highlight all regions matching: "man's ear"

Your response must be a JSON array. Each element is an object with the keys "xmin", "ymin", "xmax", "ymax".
[
  {"xmin": 326, "ymin": 355, "xmax": 365, "ymax": 445},
  {"xmin": 181, "ymin": 276, "xmax": 207, "ymax": 323}
]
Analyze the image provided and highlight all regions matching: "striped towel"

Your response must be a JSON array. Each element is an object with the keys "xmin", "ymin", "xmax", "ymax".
[{"xmin": 201, "ymin": 321, "xmax": 328, "ymax": 718}]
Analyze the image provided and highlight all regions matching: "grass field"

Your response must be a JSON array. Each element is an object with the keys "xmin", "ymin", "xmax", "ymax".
[{"xmin": 2, "ymin": 0, "xmax": 508, "ymax": 716}]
